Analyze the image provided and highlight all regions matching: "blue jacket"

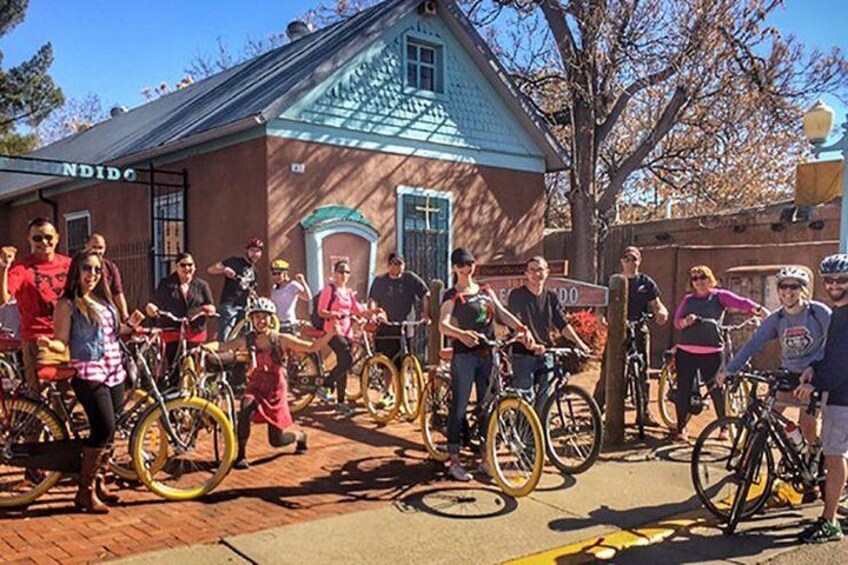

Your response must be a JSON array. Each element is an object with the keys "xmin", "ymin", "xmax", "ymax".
[{"xmin": 812, "ymin": 304, "xmax": 848, "ymax": 406}]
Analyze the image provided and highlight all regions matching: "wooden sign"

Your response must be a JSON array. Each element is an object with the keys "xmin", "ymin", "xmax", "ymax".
[
  {"xmin": 476, "ymin": 260, "xmax": 568, "ymax": 277},
  {"xmin": 477, "ymin": 276, "xmax": 609, "ymax": 307}
]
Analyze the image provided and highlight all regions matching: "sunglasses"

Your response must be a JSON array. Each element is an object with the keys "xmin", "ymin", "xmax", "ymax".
[
  {"xmin": 778, "ymin": 283, "xmax": 802, "ymax": 291},
  {"xmin": 690, "ymin": 275, "xmax": 708, "ymax": 282},
  {"xmin": 457, "ymin": 261, "xmax": 475, "ymax": 268},
  {"xmin": 271, "ymin": 270, "xmax": 286, "ymax": 275},
  {"xmin": 823, "ymin": 276, "xmax": 848, "ymax": 286},
  {"xmin": 31, "ymin": 234, "xmax": 55, "ymax": 244},
  {"xmin": 178, "ymin": 262, "xmax": 195, "ymax": 268},
  {"xmin": 621, "ymin": 256, "xmax": 638, "ymax": 262},
  {"xmin": 81, "ymin": 264, "xmax": 102, "ymax": 275},
  {"xmin": 337, "ymin": 270, "xmax": 352, "ymax": 275},
  {"xmin": 389, "ymin": 260, "xmax": 404, "ymax": 266},
  {"xmin": 527, "ymin": 266, "xmax": 548, "ymax": 273}
]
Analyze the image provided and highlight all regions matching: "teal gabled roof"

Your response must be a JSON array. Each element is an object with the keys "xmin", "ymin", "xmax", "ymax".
[{"xmin": 300, "ymin": 205, "xmax": 375, "ymax": 231}]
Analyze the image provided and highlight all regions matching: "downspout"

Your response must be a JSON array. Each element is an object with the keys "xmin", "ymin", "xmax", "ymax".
[{"xmin": 37, "ymin": 189, "xmax": 59, "ymax": 225}]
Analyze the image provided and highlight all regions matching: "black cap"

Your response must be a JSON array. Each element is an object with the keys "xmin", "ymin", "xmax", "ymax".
[
  {"xmin": 388, "ymin": 252, "xmax": 405, "ymax": 264},
  {"xmin": 450, "ymin": 247, "xmax": 475, "ymax": 265}
]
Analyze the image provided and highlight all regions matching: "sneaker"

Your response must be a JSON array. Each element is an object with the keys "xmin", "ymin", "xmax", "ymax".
[
  {"xmin": 335, "ymin": 403, "xmax": 355, "ymax": 418},
  {"xmin": 316, "ymin": 387, "xmax": 334, "ymax": 403},
  {"xmin": 295, "ymin": 432, "xmax": 308, "ymax": 453},
  {"xmin": 799, "ymin": 517, "xmax": 844, "ymax": 544},
  {"xmin": 448, "ymin": 462, "xmax": 473, "ymax": 482},
  {"xmin": 233, "ymin": 457, "xmax": 250, "ymax": 470}
]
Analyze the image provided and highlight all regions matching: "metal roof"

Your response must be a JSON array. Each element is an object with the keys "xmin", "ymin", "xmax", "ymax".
[{"xmin": 0, "ymin": 0, "xmax": 567, "ymax": 202}]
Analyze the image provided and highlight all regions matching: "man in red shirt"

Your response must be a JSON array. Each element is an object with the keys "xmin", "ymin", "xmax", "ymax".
[{"xmin": 1, "ymin": 217, "xmax": 72, "ymax": 392}]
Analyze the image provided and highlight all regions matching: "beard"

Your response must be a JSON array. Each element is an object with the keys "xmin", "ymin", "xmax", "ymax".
[{"xmin": 827, "ymin": 287, "xmax": 847, "ymax": 302}]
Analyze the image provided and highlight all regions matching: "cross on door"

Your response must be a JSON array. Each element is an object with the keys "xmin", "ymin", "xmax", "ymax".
[{"xmin": 415, "ymin": 195, "xmax": 441, "ymax": 230}]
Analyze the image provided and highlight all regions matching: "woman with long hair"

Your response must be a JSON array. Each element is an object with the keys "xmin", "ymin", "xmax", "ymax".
[
  {"xmin": 439, "ymin": 248, "xmax": 533, "ymax": 482},
  {"xmin": 38, "ymin": 251, "xmax": 128, "ymax": 513},
  {"xmin": 672, "ymin": 265, "xmax": 767, "ymax": 441}
]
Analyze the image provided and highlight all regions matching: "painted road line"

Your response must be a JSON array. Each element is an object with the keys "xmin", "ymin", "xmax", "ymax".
[{"xmin": 503, "ymin": 516, "xmax": 708, "ymax": 565}]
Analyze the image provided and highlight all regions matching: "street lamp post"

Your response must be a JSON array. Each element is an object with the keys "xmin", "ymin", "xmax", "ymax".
[{"xmin": 803, "ymin": 100, "xmax": 848, "ymax": 252}]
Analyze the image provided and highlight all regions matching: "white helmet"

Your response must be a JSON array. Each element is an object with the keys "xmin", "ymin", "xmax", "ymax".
[
  {"xmin": 775, "ymin": 266, "xmax": 810, "ymax": 287},
  {"xmin": 246, "ymin": 297, "xmax": 277, "ymax": 317}
]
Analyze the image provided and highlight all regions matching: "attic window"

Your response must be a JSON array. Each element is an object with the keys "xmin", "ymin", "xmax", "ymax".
[{"xmin": 406, "ymin": 38, "xmax": 443, "ymax": 93}]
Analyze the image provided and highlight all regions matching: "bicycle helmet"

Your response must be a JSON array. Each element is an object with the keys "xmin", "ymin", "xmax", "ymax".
[
  {"xmin": 271, "ymin": 259, "xmax": 290, "ymax": 271},
  {"xmin": 245, "ymin": 237, "xmax": 264, "ymax": 250},
  {"xmin": 819, "ymin": 254, "xmax": 848, "ymax": 276},
  {"xmin": 775, "ymin": 266, "xmax": 810, "ymax": 287},
  {"xmin": 246, "ymin": 297, "xmax": 276, "ymax": 317}
]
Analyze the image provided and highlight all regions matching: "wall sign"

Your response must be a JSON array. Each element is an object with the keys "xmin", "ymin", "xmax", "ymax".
[
  {"xmin": 61, "ymin": 162, "xmax": 137, "ymax": 182},
  {"xmin": 477, "ymin": 275, "xmax": 609, "ymax": 307}
]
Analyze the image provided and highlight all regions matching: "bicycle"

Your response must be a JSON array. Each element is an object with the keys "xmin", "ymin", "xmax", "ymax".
[
  {"xmin": 224, "ymin": 281, "xmax": 280, "ymax": 342},
  {"xmin": 0, "ymin": 326, "xmax": 22, "ymax": 384},
  {"xmin": 624, "ymin": 312, "xmax": 653, "ymax": 439},
  {"xmin": 420, "ymin": 335, "xmax": 545, "ymax": 497},
  {"xmin": 690, "ymin": 370, "xmax": 824, "ymax": 534},
  {"xmin": 374, "ymin": 320, "xmax": 427, "ymax": 422},
  {"xmin": 355, "ymin": 318, "xmax": 402, "ymax": 424},
  {"xmin": 532, "ymin": 347, "xmax": 603, "ymax": 474},
  {"xmin": 657, "ymin": 316, "xmax": 760, "ymax": 432}
]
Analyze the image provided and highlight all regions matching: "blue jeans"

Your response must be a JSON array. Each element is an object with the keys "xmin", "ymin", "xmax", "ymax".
[
  {"xmin": 218, "ymin": 303, "xmax": 244, "ymax": 341},
  {"xmin": 447, "ymin": 352, "xmax": 493, "ymax": 455},
  {"xmin": 511, "ymin": 353, "xmax": 554, "ymax": 412}
]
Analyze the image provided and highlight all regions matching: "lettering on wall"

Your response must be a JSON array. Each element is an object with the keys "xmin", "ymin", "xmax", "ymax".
[
  {"xmin": 61, "ymin": 162, "xmax": 137, "ymax": 182},
  {"xmin": 477, "ymin": 275, "xmax": 609, "ymax": 307}
]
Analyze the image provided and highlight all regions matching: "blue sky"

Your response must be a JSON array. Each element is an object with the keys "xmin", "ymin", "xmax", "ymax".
[{"xmin": 1, "ymin": 0, "xmax": 847, "ymax": 128}]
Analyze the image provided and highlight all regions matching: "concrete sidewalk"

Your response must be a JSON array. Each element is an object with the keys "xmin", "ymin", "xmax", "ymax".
[{"xmin": 114, "ymin": 440, "xmax": 846, "ymax": 565}]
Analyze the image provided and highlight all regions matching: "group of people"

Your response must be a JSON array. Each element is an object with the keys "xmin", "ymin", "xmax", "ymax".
[{"xmin": 591, "ymin": 245, "xmax": 847, "ymax": 544}]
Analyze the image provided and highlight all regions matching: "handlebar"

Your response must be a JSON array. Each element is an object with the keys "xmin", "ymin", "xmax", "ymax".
[
  {"xmin": 731, "ymin": 369, "xmax": 821, "ymax": 413},
  {"xmin": 157, "ymin": 310, "xmax": 219, "ymax": 323},
  {"xmin": 627, "ymin": 312, "xmax": 654, "ymax": 329},
  {"xmin": 477, "ymin": 333, "xmax": 523, "ymax": 350},
  {"xmin": 546, "ymin": 347, "xmax": 592, "ymax": 360},
  {"xmin": 378, "ymin": 320, "xmax": 429, "ymax": 328}
]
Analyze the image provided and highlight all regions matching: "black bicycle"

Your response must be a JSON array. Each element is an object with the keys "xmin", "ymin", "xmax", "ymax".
[
  {"xmin": 625, "ymin": 312, "xmax": 653, "ymax": 439},
  {"xmin": 690, "ymin": 370, "xmax": 824, "ymax": 535},
  {"xmin": 533, "ymin": 347, "xmax": 603, "ymax": 474}
]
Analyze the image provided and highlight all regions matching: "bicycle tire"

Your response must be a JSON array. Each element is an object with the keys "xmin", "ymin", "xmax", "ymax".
[
  {"xmin": 657, "ymin": 360, "xmax": 678, "ymax": 430},
  {"xmin": 0, "ymin": 397, "xmax": 67, "ymax": 507},
  {"xmin": 631, "ymin": 360, "xmax": 646, "ymax": 439},
  {"xmin": 421, "ymin": 371, "xmax": 451, "ymax": 462},
  {"xmin": 725, "ymin": 429, "xmax": 768, "ymax": 535},
  {"xmin": 131, "ymin": 396, "xmax": 235, "ymax": 501},
  {"xmin": 486, "ymin": 396, "xmax": 545, "ymax": 498},
  {"xmin": 110, "ymin": 389, "xmax": 168, "ymax": 481},
  {"xmin": 400, "ymin": 355, "xmax": 425, "ymax": 422},
  {"xmin": 691, "ymin": 417, "xmax": 773, "ymax": 522},
  {"xmin": 288, "ymin": 353, "xmax": 319, "ymax": 415},
  {"xmin": 346, "ymin": 344, "xmax": 365, "ymax": 402},
  {"xmin": 542, "ymin": 383, "xmax": 603, "ymax": 475},
  {"xmin": 361, "ymin": 354, "xmax": 400, "ymax": 424}
]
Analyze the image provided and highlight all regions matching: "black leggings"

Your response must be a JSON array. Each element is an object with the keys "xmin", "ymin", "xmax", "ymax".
[
  {"xmin": 329, "ymin": 336, "xmax": 353, "ymax": 403},
  {"xmin": 674, "ymin": 349, "xmax": 724, "ymax": 431},
  {"xmin": 72, "ymin": 378, "xmax": 123, "ymax": 449},
  {"xmin": 237, "ymin": 399, "xmax": 297, "ymax": 448}
]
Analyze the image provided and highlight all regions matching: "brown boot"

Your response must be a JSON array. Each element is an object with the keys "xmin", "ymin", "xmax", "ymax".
[
  {"xmin": 75, "ymin": 447, "xmax": 109, "ymax": 514},
  {"xmin": 95, "ymin": 449, "xmax": 120, "ymax": 505}
]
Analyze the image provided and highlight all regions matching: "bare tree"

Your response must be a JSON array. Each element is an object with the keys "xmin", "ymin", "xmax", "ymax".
[{"xmin": 35, "ymin": 93, "xmax": 109, "ymax": 146}]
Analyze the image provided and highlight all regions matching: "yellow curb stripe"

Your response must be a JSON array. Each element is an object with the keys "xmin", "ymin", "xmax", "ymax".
[{"xmin": 504, "ymin": 517, "xmax": 706, "ymax": 565}]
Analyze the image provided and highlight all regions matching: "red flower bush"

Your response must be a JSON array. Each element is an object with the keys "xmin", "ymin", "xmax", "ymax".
[{"xmin": 565, "ymin": 309, "xmax": 607, "ymax": 354}]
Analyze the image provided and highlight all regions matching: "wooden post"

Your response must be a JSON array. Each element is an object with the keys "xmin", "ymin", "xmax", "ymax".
[
  {"xmin": 604, "ymin": 274, "xmax": 629, "ymax": 445},
  {"xmin": 427, "ymin": 279, "xmax": 444, "ymax": 367}
]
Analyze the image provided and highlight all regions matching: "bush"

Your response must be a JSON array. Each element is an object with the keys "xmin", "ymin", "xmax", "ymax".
[{"xmin": 565, "ymin": 309, "xmax": 607, "ymax": 355}]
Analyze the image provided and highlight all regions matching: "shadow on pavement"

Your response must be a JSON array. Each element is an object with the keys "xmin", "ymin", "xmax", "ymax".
[{"xmin": 397, "ymin": 486, "xmax": 518, "ymax": 520}]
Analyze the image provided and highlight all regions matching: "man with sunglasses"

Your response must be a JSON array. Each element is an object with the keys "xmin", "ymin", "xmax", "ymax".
[
  {"xmin": 208, "ymin": 237, "xmax": 263, "ymax": 340},
  {"xmin": 593, "ymin": 245, "xmax": 669, "ymax": 412},
  {"xmin": 367, "ymin": 252, "xmax": 430, "ymax": 367},
  {"xmin": 1, "ymin": 217, "xmax": 72, "ymax": 392},
  {"xmin": 795, "ymin": 254, "xmax": 848, "ymax": 543}
]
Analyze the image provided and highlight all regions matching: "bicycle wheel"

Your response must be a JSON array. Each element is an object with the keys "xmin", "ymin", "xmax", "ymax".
[
  {"xmin": 287, "ymin": 353, "xmax": 318, "ymax": 415},
  {"xmin": 486, "ymin": 396, "xmax": 544, "ymax": 498},
  {"xmin": 361, "ymin": 354, "xmax": 400, "ymax": 424},
  {"xmin": 110, "ymin": 389, "xmax": 168, "ymax": 481},
  {"xmin": 725, "ymin": 428, "xmax": 769, "ymax": 535},
  {"xmin": 657, "ymin": 360, "xmax": 678, "ymax": 430},
  {"xmin": 691, "ymin": 417, "xmax": 773, "ymax": 522},
  {"xmin": 400, "ymin": 355, "xmax": 425, "ymax": 422},
  {"xmin": 542, "ymin": 383, "xmax": 603, "ymax": 475},
  {"xmin": 0, "ymin": 398, "xmax": 67, "ymax": 507},
  {"xmin": 421, "ymin": 371, "xmax": 451, "ymax": 462},
  {"xmin": 346, "ymin": 344, "xmax": 365, "ymax": 402},
  {"xmin": 131, "ymin": 396, "xmax": 235, "ymax": 501},
  {"xmin": 197, "ymin": 376, "xmax": 236, "ymax": 423}
]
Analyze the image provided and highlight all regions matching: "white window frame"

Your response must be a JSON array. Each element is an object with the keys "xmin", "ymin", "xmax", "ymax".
[
  {"xmin": 64, "ymin": 210, "xmax": 91, "ymax": 256},
  {"xmin": 404, "ymin": 34, "xmax": 445, "ymax": 95}
]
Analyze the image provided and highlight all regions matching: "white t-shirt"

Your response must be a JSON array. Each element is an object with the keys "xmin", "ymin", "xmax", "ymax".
[{"xmin": 271, "ymin": 281, "xmax": 305, "ymax": 324}]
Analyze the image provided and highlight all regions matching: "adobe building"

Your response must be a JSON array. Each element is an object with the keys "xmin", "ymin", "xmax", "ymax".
[{"xmin": 0, "ymin": 0, "xmax": 566, "ymax": 307}]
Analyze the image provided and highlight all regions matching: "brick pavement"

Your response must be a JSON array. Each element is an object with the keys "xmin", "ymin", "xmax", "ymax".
[{"xmin": 0, "ymin": 366, "xmax": 710, "ymax": 565}]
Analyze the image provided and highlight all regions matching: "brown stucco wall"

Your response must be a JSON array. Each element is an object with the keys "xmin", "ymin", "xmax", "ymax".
[
  {"xmin": 1, "ymin": 136, "xmax": 268, "ymax": 309},
  {"xmin": 265, "ymin": 137, "xmax": 545, "ymax": 287}
]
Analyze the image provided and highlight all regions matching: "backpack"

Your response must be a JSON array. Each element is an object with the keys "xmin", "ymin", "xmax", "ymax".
[{"xmin": 310, "ymin": 283, "xmax": 337, "ymax": 330}]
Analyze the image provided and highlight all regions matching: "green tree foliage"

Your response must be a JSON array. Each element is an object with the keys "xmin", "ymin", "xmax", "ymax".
[{"xmin": 0, "ymin": 0, "xmax": 64, "ymax": 155}]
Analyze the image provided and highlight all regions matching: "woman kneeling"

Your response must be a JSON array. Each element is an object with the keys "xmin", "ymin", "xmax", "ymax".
[{"xmin": 207, "ymin": 298, "xmax": 334, "ymax": 469}]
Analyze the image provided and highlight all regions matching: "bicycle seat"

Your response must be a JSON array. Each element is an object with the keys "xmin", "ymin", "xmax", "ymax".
[
  {"xmin": 38, "ymin": 364, "xmax": 77, "ymax": 382},
  {"xmin": 439, "ymin": 348, "xmax": 454, "ymax": 362},
  {"xmin": 0, "ymin": 336, "xmax": 21, "ymax": 353}
]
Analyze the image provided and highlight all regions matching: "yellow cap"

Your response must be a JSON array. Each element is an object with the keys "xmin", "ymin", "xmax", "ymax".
[{"xmin": 271, "ymin": 259, "xmax": 290, "ymax": 271}]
